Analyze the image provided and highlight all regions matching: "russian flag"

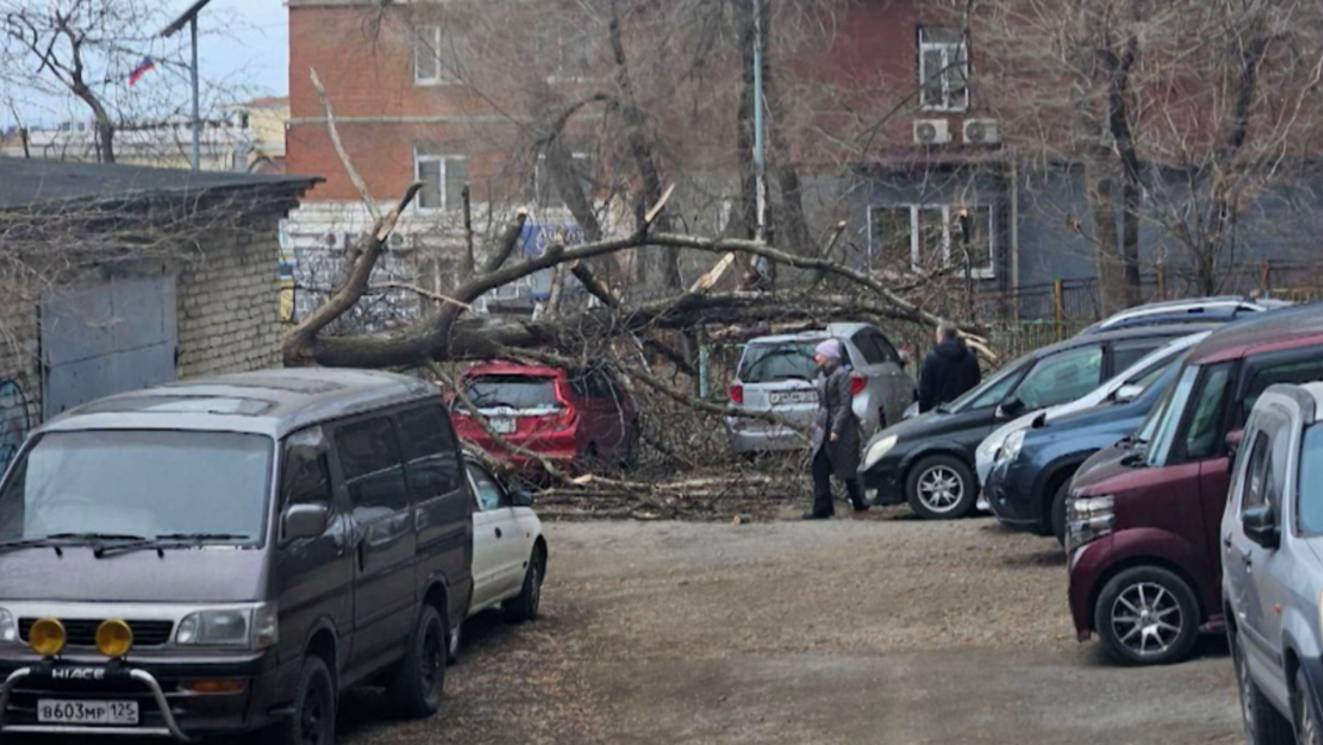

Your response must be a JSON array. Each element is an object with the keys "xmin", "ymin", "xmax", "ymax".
[{"xmin": 128, "ymin": 56, "xmax": 156, "ymax": 86}]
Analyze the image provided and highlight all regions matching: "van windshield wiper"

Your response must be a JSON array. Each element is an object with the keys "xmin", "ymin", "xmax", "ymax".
[{"xmin": 94, "ymin": 532, "xmax": 252, "ymax": 559}]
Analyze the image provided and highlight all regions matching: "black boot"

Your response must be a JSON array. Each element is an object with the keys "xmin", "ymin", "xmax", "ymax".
[{"xmin": 802, "ymin": 510, "xmax": 832, "ymax": 520}]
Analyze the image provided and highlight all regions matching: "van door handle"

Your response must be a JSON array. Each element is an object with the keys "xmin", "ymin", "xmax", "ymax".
[
  {"xmin": 1223, "ymin": 535, "xmax": 1233, "ymax": 548},
  {"xmin": 495, "ymin": 527, "xmax": 503, "ymax": 539}
]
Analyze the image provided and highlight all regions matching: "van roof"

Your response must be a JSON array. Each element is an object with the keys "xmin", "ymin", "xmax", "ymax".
[
  {"xmin": 38, "ymin": 368, "xmax": 438, "ymax": 439},
  {"xmin": 1189, "ymin": 303, "xmax": 1323, "ymax": 365}
]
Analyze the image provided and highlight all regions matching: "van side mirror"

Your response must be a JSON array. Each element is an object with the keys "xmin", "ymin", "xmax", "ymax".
[
  {"xmin": 1113, "ymin": 384, "xmax": 1143, "ymax": 403},
  {"xmin": 1242, "ymin": 504, "xmax": 1280, "ymax": 550},
  {"xmin": 510, "ymin": 489, "xmax": 535, "ymax": 508},
  {"xmin": 1226, "ymin": 428, "xmax": 1245, "ymax": 458},
  {"xmin": 282, "ymin": 503, "xmax": 330, "ymax": 543}
]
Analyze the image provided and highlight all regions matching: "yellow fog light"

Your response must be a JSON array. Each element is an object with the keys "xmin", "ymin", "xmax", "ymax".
[
  {"xmin": 28, "ymin": 618, "xmax": 66, "ymax": 658},
  {"xmin": 95, "ymin": 619, "xmax": 133, "ymax": 659}
]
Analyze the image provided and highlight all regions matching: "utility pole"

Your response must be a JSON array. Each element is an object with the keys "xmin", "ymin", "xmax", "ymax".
[
  {"xmin": 162, "ymin": 0, "xmax": 214, "ymax": 171},
  {"xmin": 752, "ymin": 0, "xmax": 767, "ymax": 243}
]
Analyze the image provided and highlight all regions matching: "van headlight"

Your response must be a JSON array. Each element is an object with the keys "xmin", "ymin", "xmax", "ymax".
[
  {"xmin": 0, "ymin": 608, "xmax": 16, "ymax": 645},
  {"xmin": 999, "ymin": 430, "xmax": 1026, "ymax": 464},
  {"xmin": 1066, "ymin": 494, "xmax": 1115, "ymax": 552},
  {"xmin": 176, "ymin": 603, "xmax": 277, "ymax": 650},
  {"xmin": 863, "ymin": 435, "xmax": 899, "ymax": 468}
]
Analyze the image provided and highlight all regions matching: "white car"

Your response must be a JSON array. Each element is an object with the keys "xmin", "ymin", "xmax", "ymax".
[
  {"xmin": 973, "ymin": 330, "xmax": 1212, "ymax": 505},
  {"xmin": 453, "ymin": 456, "xmax": 547, "ymax": 659}
]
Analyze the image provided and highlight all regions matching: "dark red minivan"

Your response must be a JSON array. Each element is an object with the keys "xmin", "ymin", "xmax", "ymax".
[
  {"xmin": 1066, "ymin": 306, "xmax": 1323, "ymax": 665},
  {"xmin": 452, "ymin": 361, "xmax": 639, "ymax": 473}
]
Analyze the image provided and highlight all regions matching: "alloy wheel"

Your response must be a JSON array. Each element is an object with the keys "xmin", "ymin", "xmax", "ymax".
[
  {"xmin": 1110, "ymin": 581, "xmax": 1183, "ymax": 658},
  {"xmin": 916, "ymin": 465, "xmax": 964, "ymax": 513},
  {"xmin": 1304, "ymin": 693, "xmax": 1320, "ymax": 745},
  {"xmin": 421, "ymin": 621, "xmax": 443, "ymax": 697},
  {"xmin": 1238, "ymin": 643, "xmax": 1257, "ymax": 735},
  {"xmin": 301, "ymin": 675, "xmax": 329, "ymax": 745},
  {"xmin": 529, "ymin": 562, "xmax": 542, "ymax": 616}
]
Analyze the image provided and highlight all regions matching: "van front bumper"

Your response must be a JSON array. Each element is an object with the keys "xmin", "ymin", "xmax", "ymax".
[{"xmin": 0, "ymin": 650, "xmax": 294, "ymax": 740}]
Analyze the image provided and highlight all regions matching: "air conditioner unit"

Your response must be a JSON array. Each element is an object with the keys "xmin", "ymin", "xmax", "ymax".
[
  {"xmin": 963, "ymin": 118, "xmax": 1001, "ymax": 146},
  {"xmin": 913, "ymin": 119, "xmax": 952, "ymax": 146}
]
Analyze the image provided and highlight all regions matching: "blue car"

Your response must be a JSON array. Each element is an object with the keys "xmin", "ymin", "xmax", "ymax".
[{"xmin": 983, "ymin": 348, "xmax": 1188, "ymax": 543}]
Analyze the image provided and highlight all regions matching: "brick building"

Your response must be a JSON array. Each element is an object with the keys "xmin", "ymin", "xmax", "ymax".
[{"xmin": 0, "ymin": 157, "xmax": 318, "ymax": 468}]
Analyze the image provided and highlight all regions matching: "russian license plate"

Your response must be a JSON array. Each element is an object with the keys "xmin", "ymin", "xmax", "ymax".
[
  {"xmin": 769, "ymin": 391, "xmax": 816, "ymax": 405},
  {"xmin": 37, "ymin": 699, "xmax": 138, "ymax": 725},
  {"xmin": 488, "ymin": 416, "xmax": 517, "ymax": 434}
]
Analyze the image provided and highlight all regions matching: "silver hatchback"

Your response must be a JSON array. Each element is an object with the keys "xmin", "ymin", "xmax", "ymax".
[{"xmin": 724, "ymin": 323, "xmax": 916, "ymax": 454}]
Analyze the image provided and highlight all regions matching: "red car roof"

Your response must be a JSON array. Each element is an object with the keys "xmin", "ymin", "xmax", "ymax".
[
  {"xmin": 1190, "ymin": 305, "xmax": 1323, "ymax": 364},
  {"xmin": 461, "ymin": 360, "xmax": 565, "ymax": 379}
]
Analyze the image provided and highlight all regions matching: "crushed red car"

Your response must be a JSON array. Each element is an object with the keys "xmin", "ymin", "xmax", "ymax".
[{"xmin": 451, "ymin": 361, "xmax": 639, "ymax": 473}]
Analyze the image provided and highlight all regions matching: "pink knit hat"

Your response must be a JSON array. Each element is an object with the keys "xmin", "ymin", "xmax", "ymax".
[{"xmin": 814, "ymin": 339, "xmax": 842, "ymax": 360}]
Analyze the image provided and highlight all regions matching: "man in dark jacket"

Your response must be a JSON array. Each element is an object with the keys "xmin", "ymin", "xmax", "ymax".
[
  {"xmin": 804, "ymin": 339, "xmax": 869, "ymax": 519},
  {"xmin": 918, "ymin": 323, "xmax": 981, "ymax": 413}
]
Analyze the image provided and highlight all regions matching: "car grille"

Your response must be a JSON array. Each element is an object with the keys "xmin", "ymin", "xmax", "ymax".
[{"xmin": 19, "ymin": 618, "xmax": 174, "ymax": 648}]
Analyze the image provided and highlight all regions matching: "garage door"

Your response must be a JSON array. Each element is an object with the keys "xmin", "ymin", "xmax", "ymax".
[{"xmin": 41, "ymin": 276, "xmax": 178, "ymax": 417}]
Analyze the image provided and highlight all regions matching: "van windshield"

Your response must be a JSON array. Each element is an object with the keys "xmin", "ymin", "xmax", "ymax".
[
  {"xmin": 0, "ymin": 430, "xmax": 273, "ymax": 544},
  {"xmin": 464, "ymin": 376, "xmax": 559, "ymax": 409},
  {"xmin": 739, "ymin": 342, "xmax": 819, "ymax": 384}
]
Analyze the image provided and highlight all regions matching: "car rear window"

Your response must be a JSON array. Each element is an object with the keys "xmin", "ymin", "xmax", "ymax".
[
  {"xmin": 738, "ymin": 343, "xmax": 819, "ymax": 384},
  {"xmin": 464, "ymin": 375, "xmax": 560, "ymax": 409}
]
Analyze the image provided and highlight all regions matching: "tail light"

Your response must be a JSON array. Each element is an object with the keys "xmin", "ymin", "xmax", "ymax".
[
  {"xmin": 729, "ymin": 384, "xmax": 744, "ymax": 404},
  {"xmin": 850, "ymin": 375, "xmax": 867, "ymax": 397},
  {"xmin": 552, "ymin": 380, "xmax": 578, "ymax": 431}
]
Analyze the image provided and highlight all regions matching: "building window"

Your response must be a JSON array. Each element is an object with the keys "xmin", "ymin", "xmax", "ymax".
[
  {"xmin": 918, "ymin": 26, "xmax": 968, "ymax": 112},
  {"xmin": 533, "ymin": 152, "xmax": 596, "ymax": 208},
  {"xmin": 414, "ymin": 25, "xmax": 455, "ymax": 85},
  {"xmin": 415, "ymin": 149, "xmax": 469, "ymax": 210},
  {"xmin": 868, "ymin": 203, "xmax": 994, "ymax": 278}
]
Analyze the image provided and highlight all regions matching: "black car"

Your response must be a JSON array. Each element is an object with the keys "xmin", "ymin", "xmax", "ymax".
[{"xmin": 857, "ymin": 323, "xmax": 1218, "ymax": 520}]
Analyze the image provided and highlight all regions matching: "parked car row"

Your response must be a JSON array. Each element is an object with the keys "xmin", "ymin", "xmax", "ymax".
[{"xmin": 0, "ymin": 369, "xmax": 547, "ymax": 744}]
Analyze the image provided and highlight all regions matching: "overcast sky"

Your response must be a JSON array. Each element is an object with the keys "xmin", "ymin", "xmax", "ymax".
[{"xmin": 4, "ymin": 0, "xmax": 289, "ymax": 128}]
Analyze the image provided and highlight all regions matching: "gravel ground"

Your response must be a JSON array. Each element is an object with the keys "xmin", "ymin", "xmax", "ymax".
[{"xmin": 338, "ymin": 509, "xmax": 1242, "ymax": 745}]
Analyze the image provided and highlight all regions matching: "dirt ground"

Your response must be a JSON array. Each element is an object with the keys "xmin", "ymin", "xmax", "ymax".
[{"xmin": 340, "ymin": 509, "xmax": 1243, "ymax": 745}]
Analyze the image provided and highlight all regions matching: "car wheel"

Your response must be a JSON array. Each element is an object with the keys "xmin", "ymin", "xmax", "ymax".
[
  {"xmin": 1297, "ymin": 667, "xmax": 1323, "ymax": 745},
  {"xmin": 1094, "ymin": 566, "xmax": 1199, "ymax": 665},
  {"xmin": 504, "ymin": 545, "xmax": 546, "ymax": 623},
  {"xmin": 905, "ymin": 455, "xmax": 977, "ymax": 519},
  {"xmin": 264, "ymin": 655, "xmax": 335, "ymax": 745},
  {"xmin": 387, "ymin": 604, "xmax": 446, "ymax": 718},
  {"xmin": 1050, "ymin": 478, "xmax": 1072, "ymax": 547},
  {"xmin": 1229, "ymin": 627, "xmax": 1294, "ymax": 744}
]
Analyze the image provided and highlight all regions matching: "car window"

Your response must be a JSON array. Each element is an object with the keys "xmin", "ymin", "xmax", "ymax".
[
  {"xmin": 739, "ymin": 343, "xmax": 818, "ymax": 383},
  {"xmin": 1181, "ymin": 363, "xmax": 1234, "ymax": 460},
  {"xmin": 1240, "ymin": 431, "xmax": 1271, "ymax": 512},
  {"xmin": 1013, "ymin": 345, "xmax": 1103, "ymax": 410},
  {"xmin": 1239, "ymin": 354, "xmax": 1323, "ymax": 425},
  {"xmin": 851, "ymin": 331, "xmax": 893, "ymax": 365},
  {"xmin": 281, "ymin": 427, "xmax": 333, "ymax": 508},
  {"xmin": 1130, "ymin": 358, "xmax": 1175, "ymax": 391},
  {"xmin": 465, "ymin": 375, "xmax": 559, "ymax": 409},
  {"xmin": 955, "ymin": 365, "xmax": 1022, "ymax": 411},
  {"xmin": 335, "ymin": 417, "xmax": 409, "ymax": 515},
  {"xmin": 467, "ymin": 463, "xmax": 505, "ymax": 511},
  {"xmin": 397, "ymin": 404, "xmax": 463, "ymax": 499},
  {"xmin": 1112, "ymin": 340, "xmax": 1165, "ymax": 375},
  {"xmin": 1297, "ymin": 424, "xmax": 1323, "ymax": 534}
]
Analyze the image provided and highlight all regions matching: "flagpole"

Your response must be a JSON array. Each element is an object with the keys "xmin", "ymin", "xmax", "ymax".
[{"xmin": 189, "ymin": 15, "xmax": 200, "ymax": 171}]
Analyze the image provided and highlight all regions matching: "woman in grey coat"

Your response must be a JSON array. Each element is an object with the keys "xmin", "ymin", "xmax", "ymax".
[{"xmin": 805, "ymin": 338, "xmax": 869, "ymax": 519}]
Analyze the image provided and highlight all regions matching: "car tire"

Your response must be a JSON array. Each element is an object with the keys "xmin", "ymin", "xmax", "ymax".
[
  {"xmin": 1094, "ymin": 566, "xmax": 1199, "ymax": 665},
  {"xmin": 1050, "ymin": 478, "xmax": 1072, "ymax": 547},
  {"xmin": 905, "ymin": 454, "xmax": 977, "ymax": 520},
  {"xmin": 387, "ymin": 604, "xmax": 447, "ymax": 718},
  {"xmin": 1296, "ymin": 667, "xmax": 1323, "ymax": 745},
  {"xmin": 1229, "ymin": 627, "xmax": 1294, "ymax": 744},
  {"xmin": 504, "ymin": 545, "xmax": 546, "ymax": 623},
  {"xmin": 264, "ymin": 655, "xmax": 335, "ymax": 745},
  {"xmin": 446, "ymin": 621, "xmax": 462, "ymax": 666}
]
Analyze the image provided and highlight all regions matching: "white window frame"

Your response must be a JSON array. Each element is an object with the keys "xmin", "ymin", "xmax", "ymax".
[
  {"xmin": 918, "ymin": 27, "xmax": 969, "ymax": 113},
  {"xmin": 414, "ymin": 25, "xmax": 455, "ymax": 86},
  {"xmin": 413, "ymin": 149, "xmax": 468, "ymax": 211},
  {"xmin": 866, "ymin": 203, "xmax": 995, "ymax": 279}
]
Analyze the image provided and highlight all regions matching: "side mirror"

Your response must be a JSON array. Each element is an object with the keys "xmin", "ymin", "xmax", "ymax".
[
  {"xmin": 995, "ymin": 397, "xmax": 1025, "ymax": 420},
  {"xmin": 510, "ymin": 489, "xmax": 535, "ymax": 508},
  {"xmin": 282, "ymin": 503, "xmax": 330, "ymax": 543},
  {"xmin": 1242, "ymin": 504, "xmax": 1280, "ymax": 550},
  {"xmin": 1226, "ymin": 428, "xmax": 1245, "ymax": 458},
  {"xmin": 1113, "ymin": 384, "xmax": 1143, "ymax": 403}
]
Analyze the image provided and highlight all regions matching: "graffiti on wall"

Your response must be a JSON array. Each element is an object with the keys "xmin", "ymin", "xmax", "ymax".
[{"xmin": 0, "ymin": 379, "xmax": 29, "ymax": 473}]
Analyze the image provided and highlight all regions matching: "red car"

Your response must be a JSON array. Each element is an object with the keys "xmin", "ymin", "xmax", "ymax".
[
  {"xmin": 1066, "ymin": 305, "xmax": 1323, "ymax": 665},
  {"xmin": 451, "ymin": 361, "xmax": 639, "ymax": 473}
]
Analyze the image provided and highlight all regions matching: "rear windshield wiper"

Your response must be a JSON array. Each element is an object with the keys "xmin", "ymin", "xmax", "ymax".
[
  {"xmin": 95, "ymin": 532, "xmax": 252, "ymax": 559},
  {"xmin": 0, "ymin": 537, "xmax": 79, "ymax": 557}
]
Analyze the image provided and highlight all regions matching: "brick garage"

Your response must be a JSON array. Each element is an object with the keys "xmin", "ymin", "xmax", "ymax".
[{"xmin": 0, "ymin": 158, "xmax": 319, "ymax": 465}]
